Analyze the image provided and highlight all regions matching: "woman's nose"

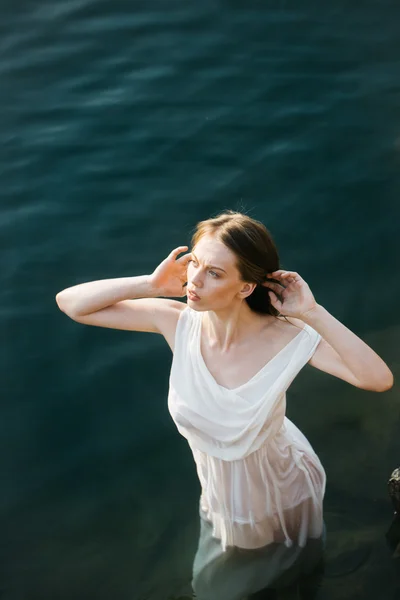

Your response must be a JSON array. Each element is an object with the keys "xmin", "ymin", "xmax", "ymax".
[{"xmin": 191, "ymin": 272, "xmax": 203, "ymax": 288}]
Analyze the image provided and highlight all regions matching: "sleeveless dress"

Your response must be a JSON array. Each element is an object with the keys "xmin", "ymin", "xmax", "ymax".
[{"xmin": 168, "ymin": 306, "xmax": 327, "ymax": 599}]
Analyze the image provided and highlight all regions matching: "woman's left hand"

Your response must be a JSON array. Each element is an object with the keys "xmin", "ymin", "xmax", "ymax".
[{"xmin": 262, "ymin": 270, "xmax": 317, "ymax": 319}]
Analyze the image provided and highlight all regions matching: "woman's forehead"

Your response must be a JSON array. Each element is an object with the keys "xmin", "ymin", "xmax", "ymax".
[{"xmin": 193, "ymin": 236, "xmax": 233, "ymax": 261}]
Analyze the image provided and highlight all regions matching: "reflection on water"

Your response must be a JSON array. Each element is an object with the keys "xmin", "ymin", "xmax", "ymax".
[{"xmin": 191, "ymin": 510, "xmax": 325, "ymax": 600}]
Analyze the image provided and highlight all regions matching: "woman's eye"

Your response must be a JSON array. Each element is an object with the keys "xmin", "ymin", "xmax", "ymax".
[{"xmin": 188, "ymin": 260, "xmax": 218, "ymax": 277}]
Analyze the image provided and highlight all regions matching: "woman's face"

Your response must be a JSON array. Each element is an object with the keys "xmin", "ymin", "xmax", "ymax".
[{"xmin": 186, "ymin": 234, "xmax": 255, "ymax": 310}]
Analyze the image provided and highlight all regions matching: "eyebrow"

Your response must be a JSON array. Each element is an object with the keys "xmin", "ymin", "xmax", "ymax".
[{"xmin": 192, "ymin": 252, "xmax": 227, "ymax": 274}]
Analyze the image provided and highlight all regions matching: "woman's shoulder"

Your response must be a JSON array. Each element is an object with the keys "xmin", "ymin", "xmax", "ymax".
[
  {"xmin": 275, "ymin": 315, "xmax": 307, "ymax": 332},
  {"xmin": 267, "ymin": 315, "xmax": 317, "ymax": 348},
  {"xmin": 275, "ymin": 315, "xmax": 321, "ymax": 349},
  {"xmin": 175, "ymin": 302, "xmax": 200, "ymax": 326}
]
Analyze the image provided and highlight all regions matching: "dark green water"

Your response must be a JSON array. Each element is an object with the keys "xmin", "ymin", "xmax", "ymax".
[{"xmin": 1, "ymin": 1, "xmax": 399, "ymax": 598}]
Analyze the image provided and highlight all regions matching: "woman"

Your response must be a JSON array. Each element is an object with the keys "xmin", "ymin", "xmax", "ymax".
[{"xmin": 56, "ymin": 210, "xmax": 393, "ymax": 600}]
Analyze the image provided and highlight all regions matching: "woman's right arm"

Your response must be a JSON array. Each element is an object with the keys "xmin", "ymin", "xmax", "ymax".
[{"xmin": 55, "ymin": 246, "xmax": 192, "ymax": 350}]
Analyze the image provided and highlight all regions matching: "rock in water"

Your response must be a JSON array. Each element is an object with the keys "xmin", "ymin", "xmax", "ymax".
[
  {"xmin": 387, "ymin": 468, "xmax": 400, "ymax": 558},
  {"xmin": 388, "ymin": 467, "xmax": 400, "ymax": 514}
]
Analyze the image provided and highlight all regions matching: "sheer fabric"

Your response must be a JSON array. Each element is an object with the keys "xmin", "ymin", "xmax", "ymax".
[{"xmin": 168, "ymin": 306, "xmax": 326, "ymax": 552}]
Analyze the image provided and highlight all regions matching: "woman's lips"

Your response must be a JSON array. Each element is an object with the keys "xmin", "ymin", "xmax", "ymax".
[{"xmin": 187, "ymin": 290, "xmax": 200, "ymax": 301}]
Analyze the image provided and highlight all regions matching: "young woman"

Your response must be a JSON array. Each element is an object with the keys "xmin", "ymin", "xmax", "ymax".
[{"xmin": 56, "ymin": 210, "xmax": 393, "ymax": 600}]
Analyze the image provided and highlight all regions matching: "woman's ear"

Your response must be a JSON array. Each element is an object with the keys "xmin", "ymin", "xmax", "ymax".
[{"xmin": 238, "ymin": 282, "xmax": 257, "ymax": 299}]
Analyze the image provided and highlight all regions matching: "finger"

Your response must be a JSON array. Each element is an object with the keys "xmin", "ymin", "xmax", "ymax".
[
  {"xmin": 169, "ymin": 246, "xmax": 189, "ymax": 260},
  {"xmin": 282, "ymin": 272, "xmax": 300, "ymax": 280},
  {"xmin": 272, "ymin": 272, "xmax": 303, "ymax": 286},
  {"xmin": 261, "ymin": 281, "xmax": 286, "ymax": 292},
  {"xmin": 270, "ymin": 270, "xmax": 300, "ymax": 278},
  {"xmin": 286, "ymin": 275, "xmax": 303, "ymax": 286},
  {"xmin": 264, "ymin": 276, "xmax": 286, "ymax": 287},
  {"xmin": 268, "ymin": 290, "xmax": 282, "ymax": 308},
  {"xmin": 268, "ymin": 270, "xmax": 287, "ymax": 276},
  {"xmin": 176, "ymin": 251, "xmax": 193, "ymax": 265}
]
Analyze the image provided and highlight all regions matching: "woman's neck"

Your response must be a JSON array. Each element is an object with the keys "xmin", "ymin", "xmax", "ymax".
[{"xmin": 202, "ymin": 304, "xmax": 274, "ymax": 352}]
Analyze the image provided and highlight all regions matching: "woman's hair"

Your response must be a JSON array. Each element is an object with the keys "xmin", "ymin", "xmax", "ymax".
[{"xmin": 191, "ymin": 210, "xmax": 282, "ymax": 316}]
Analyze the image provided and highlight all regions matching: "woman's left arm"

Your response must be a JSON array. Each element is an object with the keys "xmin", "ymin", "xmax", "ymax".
[
  {"xmin": 301, "ymin": 304, "xmax": 394, "ymax": 392},
  {"xmin": 264, "ymin": 270, "xmax": 394, "ymax": 392}
]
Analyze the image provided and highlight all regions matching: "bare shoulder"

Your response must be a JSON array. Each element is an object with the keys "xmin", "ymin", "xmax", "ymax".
[
  {"xmin": 275, "ymin": 315, "xmax": 307, "ymax": 333},
  {"xmin": 150, "ymin": 298, "xmax": 187, "ymax": 351},
  {"xmin": 256, "ymin": 315, "xmax": 307, "ymax": 353}
]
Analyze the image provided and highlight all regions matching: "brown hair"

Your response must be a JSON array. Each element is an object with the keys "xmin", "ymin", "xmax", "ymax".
[{"xmin": 191, "ymin": 210, "xmax": 282, "ymax": 316}]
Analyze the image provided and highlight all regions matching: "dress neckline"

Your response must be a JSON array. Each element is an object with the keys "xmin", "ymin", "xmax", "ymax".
[{"xmin": 196, "ymin": 311, "xmax": 308, "ymax": 392}]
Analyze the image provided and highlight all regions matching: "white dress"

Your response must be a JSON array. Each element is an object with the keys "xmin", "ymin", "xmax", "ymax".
[{"xmin": 168, "ymin": 305, "xmax": 326, "ymax": 595}]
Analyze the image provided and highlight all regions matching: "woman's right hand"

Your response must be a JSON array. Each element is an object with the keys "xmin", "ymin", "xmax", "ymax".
[{"xmin": 150, "ymin": 246, "xmax": 192, "ymax": 297}]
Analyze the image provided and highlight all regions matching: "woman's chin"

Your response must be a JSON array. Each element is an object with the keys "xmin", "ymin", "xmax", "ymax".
[
  {"xmin": 187, "ymin": 295, "xmax": 206, "ymax": 310},
  {"xmin": 187, "ymin": 298, "xmax": 200, "ymax": 308}
]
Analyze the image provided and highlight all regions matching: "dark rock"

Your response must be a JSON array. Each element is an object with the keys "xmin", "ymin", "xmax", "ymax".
[
  {"xmin": 388, "ymin": 467, "xmax": 400, "ymax": 513},
  {"xmin": 387, "ymin": 468, "xmax": 400, "ymax": 557}
]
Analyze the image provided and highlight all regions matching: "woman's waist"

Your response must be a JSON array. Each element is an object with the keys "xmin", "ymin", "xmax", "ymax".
[
  {"xmin": 190, "ymin": 421, "xmax": 291, "ymax": 463},
  {"xmin": 192, "ymin": 430, "xmax": 325, "ymax": 503}
]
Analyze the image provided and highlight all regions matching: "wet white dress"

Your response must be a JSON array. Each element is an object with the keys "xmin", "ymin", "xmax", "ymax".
[{"xmin": 168, "ymin": 305, "xmax": 326, "ymax": 597}]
